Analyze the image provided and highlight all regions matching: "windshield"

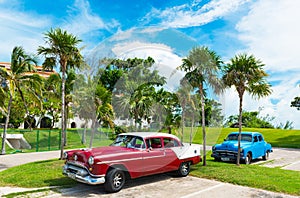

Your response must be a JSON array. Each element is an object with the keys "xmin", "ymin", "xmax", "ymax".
[
  {"xmin": 111, "ymin": 135, "xmax": 145, "ymax": 149},
  {"xmin": 226, "ymin": 134, "xmax": 252, "ymax": 142}
]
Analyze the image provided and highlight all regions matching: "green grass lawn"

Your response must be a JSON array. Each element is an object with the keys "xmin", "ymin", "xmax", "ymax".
[
  {"xmin": 179, "ymin": 127, "xmax": 300, "ymax": 148},
  {"xmin": 191, "ymin": 155, "xmax": 300, "ymax": 196},
  {"xmin": 0, "ymin": 159, "xmax": 75, "ymax": 188}
]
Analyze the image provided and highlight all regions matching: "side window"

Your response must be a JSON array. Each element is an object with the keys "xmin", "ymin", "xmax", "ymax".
[
  {"xmin": 258, "ymin": 135, "xmax": 263, "ymax": 142},
  {"xmin": 127, "ymin": 137, "xmax": 145, "ymax": 149},
  {"xmin": 134, "ymin": 137, "xmax": 145, "ymax": 149},
  {"xmin": 149, "ymin": 138, "xmax": 162, "ymax": 149},
  {"xmin": 164, "ymin": 138, "xmax": 179, "ymax": 148},
  {"xmin": 253, "ymin": 136, "xmax": 258, "ymax": 142}
]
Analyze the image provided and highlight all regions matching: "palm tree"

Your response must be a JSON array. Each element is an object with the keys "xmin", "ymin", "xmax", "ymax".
[
  {"xmin": 0, "ymin": 46, "xmax": 39, "ymax": 155},
  {"xmin": 178, "ymin": 46, "xmax": 223, "ymax": 166},
  {"xmin": 176, "ymin": 78, "xmax": 198, "ymax": 143},
  {"xmin": 42, "ymin": 73, "xmax": 61, "ymax": 128},
  {"xmin": 37, "ymin": 28, "xmax": 83, "ymax": 159},
  {"xmin": 0, "ymin": 76, "xmax": 7, "ymax": 116},
  {"xmin": 291, "ymin": 85, "xmax": 300, "ymax": 111},
  {"xmin": 222, "ymin": 53, "xmax": 272, "ymax": 165},
  {"xmin": 291, "ymin": 97, "xmax": 300, "ymax": 110}
]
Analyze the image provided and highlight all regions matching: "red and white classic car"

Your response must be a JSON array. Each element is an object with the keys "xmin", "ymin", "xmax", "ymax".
[{"xmin": 63, "ymin": 132, "xmax": 201, "ymax": 192}]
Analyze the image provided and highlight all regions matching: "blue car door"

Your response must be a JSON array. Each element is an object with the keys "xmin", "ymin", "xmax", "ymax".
[{"xmin": 253, "ymin": 135, "xmax": 264, "ymax": 158}]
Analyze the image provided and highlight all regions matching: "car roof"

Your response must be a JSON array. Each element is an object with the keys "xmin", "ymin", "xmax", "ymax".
[
  {"xmin": 118, "ymin": 132, "xmax": 180, "ymax": 140},
  {"xmin": 229, "ymin": 132, "xmax": 262, "ymax": 135}
]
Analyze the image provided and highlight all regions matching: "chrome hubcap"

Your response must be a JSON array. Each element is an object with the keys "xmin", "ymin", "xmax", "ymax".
[
  {"xmin": 113, "ymin": 173, "xmax": 123, "ymax": 188},
  {"xmin": 182, "ymin": 163, "xmax": 188, "ymax": 174}
]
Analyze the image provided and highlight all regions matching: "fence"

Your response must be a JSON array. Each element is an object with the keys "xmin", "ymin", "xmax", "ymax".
[{"xmin": 0, "ymin": 128, "xmax": 113, "ymax": 153}]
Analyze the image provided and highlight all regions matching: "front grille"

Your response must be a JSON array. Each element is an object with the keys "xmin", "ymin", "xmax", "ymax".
[
  {"xmin": 66, "ymin": 163, "xmax": 88, "ymax": 177},
  {"xmin": 216, "ymin": 150, "xmax": 237, "ymax": 156}
]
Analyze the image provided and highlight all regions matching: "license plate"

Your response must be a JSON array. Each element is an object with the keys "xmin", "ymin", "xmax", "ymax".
[{"xmin": 221, "ymin": 157, "xmax": 230, "ymax": 161}]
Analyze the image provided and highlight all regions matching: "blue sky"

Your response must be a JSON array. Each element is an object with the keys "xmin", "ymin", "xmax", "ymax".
[{"xmin": 0, "ymin": 0, "xmax": 299, "ymax": 129}]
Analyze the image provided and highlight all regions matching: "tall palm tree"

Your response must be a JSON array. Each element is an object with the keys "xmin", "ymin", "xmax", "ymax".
[
  {"xmin": 42, "ymin": 73, "xmax": 61, "ymax": 128},
  {"xmin": 37, "ymin": 28, "xmax": 83, "ymax": 159},
  {"xmin": 0, "ymin": 46, "xmax": 39, "ymax": 154},
  {"xmin": 222, "ymin": 53, "xmax": 272, "ymax": 165},
  {"xmin": 178, "ymin": 46, "xmax": 223, "ymax": 166},
  {"xmin": 0, "ymin": 76, "xmax": 7, "ymax": 115},
  {"xmin": 176, "ymin": 78, "xmax": 197, "ymax": 143}
]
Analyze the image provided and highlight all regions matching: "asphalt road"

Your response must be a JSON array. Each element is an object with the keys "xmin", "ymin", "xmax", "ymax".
[{"xmin": 0, "ymin": 148, "xmax": 300, "ymax": 197}]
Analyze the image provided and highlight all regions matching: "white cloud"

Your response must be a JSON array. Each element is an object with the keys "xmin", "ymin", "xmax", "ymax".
[
  {"xmin": 0, "ymin": 0, "xmax": 118, "ymax": 62},
  {"xmin": 0, "ymin": 8, "xmax": 50, "ymax": 61},
  {"xmin": 112, "ymin": 41, "xmax": 184, "ymax": 91},
  {"xmin": 236, "ymin": 0, "xmax": 300, "ymax": 72},
  {"xmin": 63, "ymin": 0, "xmax": 119, "ymax": 36},
  {"xmin": 232, "ymin": 0, "xmax": 300, "ymax": 128},
  {"xmin": 143, "ymin": 0, "xmax": 250, "ymax": 28}
]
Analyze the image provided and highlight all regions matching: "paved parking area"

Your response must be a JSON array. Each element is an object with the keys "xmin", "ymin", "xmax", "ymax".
[
  {"xmin": 254, "ymin": 147, "xmax": 300, "ymax": 171},
  {"xmin": 5, "ymin": 175, "xmax": 297, "ymax": 198}
]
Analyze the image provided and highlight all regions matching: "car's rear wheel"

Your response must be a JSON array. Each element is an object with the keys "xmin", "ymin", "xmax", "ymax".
[
  {"xmin": 177, "ymin": 162, "xmax": 190, "ymax": 177},
  {"xmin": 104, "ymin": 168, "xmax": 125, "ymax": 193},
  {"xmin": 263, "ymin": 151, "xmax": 270, "ymax": 160},
  {"xmin": 244, "ymin": 153, "xmax": 251, "ymax": 165}
]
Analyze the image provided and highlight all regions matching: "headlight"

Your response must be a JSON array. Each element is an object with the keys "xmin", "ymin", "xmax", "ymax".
[
  {"xmin": 212, "ymin": 146, "xmax": 216, "ymax": 151},
  {"xmin": 63, "ymin": 152, "xmax": 68, "ymax": 159},
  {"xmin": 88, "ymin": 156, "xmax": 94, "ymax": 165}
]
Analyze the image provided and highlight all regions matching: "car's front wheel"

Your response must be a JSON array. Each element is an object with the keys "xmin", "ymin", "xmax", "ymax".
[
  {"xmin": 263, "ymin": 151, "xmax": 270, "ymax": 160},
  {"xmin": 104, "ymin": 168, "xmax": 125, "ymax": 193},
  {"xmin": 177, "ymin": 162, "xmax": 190, "ymax": 177},
  {"xmin": 244, "ymin": 153, "xmax": 251, "ymax": 165}
]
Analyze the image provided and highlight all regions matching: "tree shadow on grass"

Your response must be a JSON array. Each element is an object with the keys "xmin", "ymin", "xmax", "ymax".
[{"xmin": 271, "ymin": 135, "xmax": 300, "ymax": 149}]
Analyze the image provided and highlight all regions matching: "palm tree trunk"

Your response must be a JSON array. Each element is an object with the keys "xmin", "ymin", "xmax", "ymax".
[
  {"xmin": 17, "ymin": 87, "xmax": 32, "ymax": 130},
  {"xmin": 82, "ymin": 120, "xmax": 87, "ymax": 144},
  {"xmin": 1, "ymin": 94, "xmax": 13, "ymax": 155},
  {"xmin": 201, "ymin": 91, "xmax": 207, "ymax": 166},
  {"xmin": 181, "ymin": 107, "xmax": 185, "ymax": 143},
  {"xmin": 64, "ymin": 101, "xmax": 68, "ymax": 146},
  {"xmin": 236, "ymin": 93, "xmax": 243, "ymax": 166},
  {"xmin": 89, "ymin": 118, "xmax": 96, "ymax": 148},
  {"xmin": 60, "ymin": 68, "xmax": 66, "ymax": 160},
  {"xmin": 190, "ymin": 113, "xmax": 194, "ymax": 145}
]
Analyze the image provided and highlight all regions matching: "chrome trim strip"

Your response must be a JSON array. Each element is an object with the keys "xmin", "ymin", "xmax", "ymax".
[
  {"xmin": 97, "ymin": 157, "xmax": 143, "ymax": 165},
  {"xmin": 96, "ymin": 152, "xmax": 166, "ymax": 165}
]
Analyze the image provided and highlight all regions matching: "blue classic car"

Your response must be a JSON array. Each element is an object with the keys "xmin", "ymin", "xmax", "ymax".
[{"xmin": 211, "ymin": 132, "xmax": 272, "ymax": 164}]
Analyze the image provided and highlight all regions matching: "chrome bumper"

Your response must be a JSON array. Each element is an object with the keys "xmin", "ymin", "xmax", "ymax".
[{"xmin": 63, "ymin": 164, "xmax": 105, "ymax": 185}]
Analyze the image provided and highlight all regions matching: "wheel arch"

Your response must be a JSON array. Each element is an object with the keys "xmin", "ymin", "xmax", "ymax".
[
  {"xmin": 246, "ymin": 151, "xmax": 253, "ymax": 159},
  {"xmin": 107, "ymin": 164, "xmax": 131, "ymax": 180}
]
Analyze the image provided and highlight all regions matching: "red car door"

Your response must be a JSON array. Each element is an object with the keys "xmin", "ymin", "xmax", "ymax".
[
  {"xmin": 163, "ymin": 137, "xmax": 181, "ymax": 171},
  {"xmin": 142, "ymin": 137, "xmax": 167, "ymax": 176}
]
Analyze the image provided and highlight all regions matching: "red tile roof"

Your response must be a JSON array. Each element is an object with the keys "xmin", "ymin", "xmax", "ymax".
[{"xmin": 0, "ymin": 62, "xmax": 58, "ymax": 78}]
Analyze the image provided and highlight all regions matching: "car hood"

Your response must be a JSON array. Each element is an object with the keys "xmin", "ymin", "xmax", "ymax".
[
  {"xmin": 68, "ymin": 146, "xmax": 137, "ymax": 163},
  {"xmin": 215, "ymin": 141, "xmax": 252, "ymax": 151}
]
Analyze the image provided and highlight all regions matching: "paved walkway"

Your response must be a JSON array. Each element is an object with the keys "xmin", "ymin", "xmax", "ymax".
[{"xmin": 0, "ymin": 150, "xmax": 61, "ymax": 172}]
